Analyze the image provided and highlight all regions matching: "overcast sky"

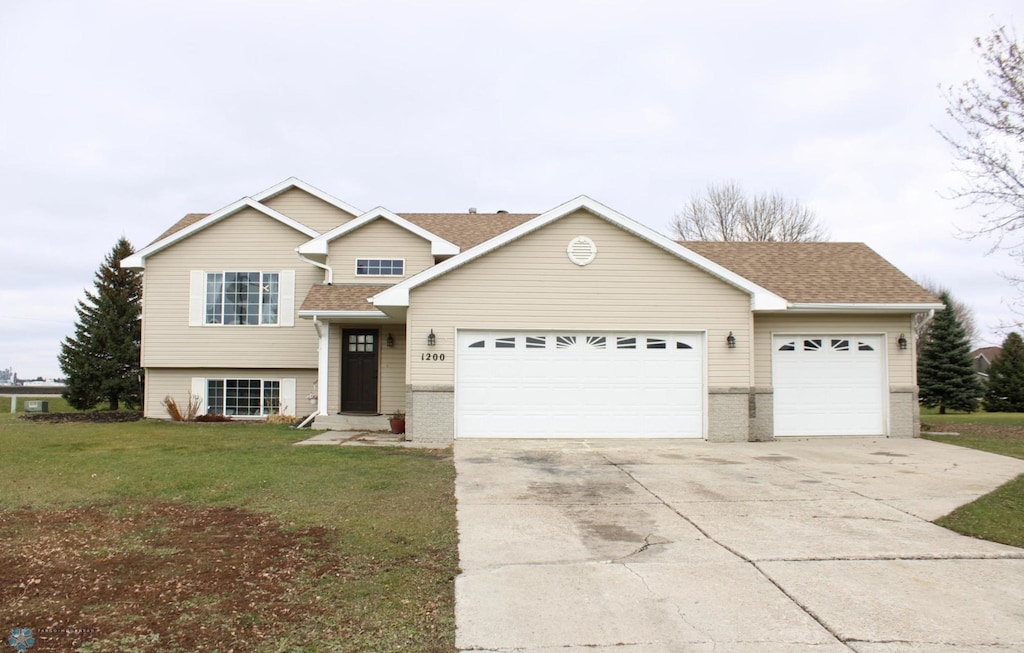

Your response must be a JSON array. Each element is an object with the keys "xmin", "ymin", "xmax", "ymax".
[{"xmin": 1, "ymin": 0, "xmax": 1021, "ymax": 379}]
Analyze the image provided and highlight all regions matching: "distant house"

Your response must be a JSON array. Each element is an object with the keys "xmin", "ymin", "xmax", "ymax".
[
  {"xmin": 122, "ymin": 177, "xmax": 942, "ymax": 442},
  {"xmin": 972, "ymin": 346, "xmax": 1002, "ymax": 378}
]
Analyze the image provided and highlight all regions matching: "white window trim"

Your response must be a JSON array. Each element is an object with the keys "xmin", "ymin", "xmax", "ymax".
[
  {"xmin": 189, "ymin": 270, "xmax": 295, "ymax": 327},
  {"xmin": 354, "ymin": 258, "xmax": 406, "ymax": 277},
  {"xmin": 190, "ymin": 376, "xmax": 296, "ymax": 417}
]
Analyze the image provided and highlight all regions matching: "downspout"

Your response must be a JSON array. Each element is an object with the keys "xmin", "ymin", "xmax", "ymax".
[
  {"xmin": 313, "ymin": 315, "xmax": 330, "ymax": 417},
  {"xmin": 298, "ymin": 252, "xmax": 333, "ymax": 284},
  {"xmin": 295, "ymin": 316, "xmax": 328, "ymax": 429}
]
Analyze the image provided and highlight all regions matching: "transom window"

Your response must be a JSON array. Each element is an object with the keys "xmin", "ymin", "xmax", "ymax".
[
  {"xmin": 205, "ymin": 272, "xmax": 279, "ymax": 325},
  {"xmin": 348, "ymin": 333, "xmax": 375, "ymax": 352},
  {"xmin": 207, "ymin": 379, "xmax": 280, "ymax": 416},
  {"xmin": 355, "ymin": 259, "xmax": 405, "ymax": 276}
]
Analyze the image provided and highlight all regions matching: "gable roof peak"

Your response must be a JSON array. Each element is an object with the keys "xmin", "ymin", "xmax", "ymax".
[
  {"xmin": 252, "ymin": 177, "xmax": 363, "ymax": 217},
  {"xmin": 121, "ymin": 196, "xmax": 320, "ymax": 269}
]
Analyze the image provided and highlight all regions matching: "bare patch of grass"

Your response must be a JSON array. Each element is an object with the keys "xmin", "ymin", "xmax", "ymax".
[{"xmin": 0, "ymin": 419, "xmax": 458, "ymax": 652}]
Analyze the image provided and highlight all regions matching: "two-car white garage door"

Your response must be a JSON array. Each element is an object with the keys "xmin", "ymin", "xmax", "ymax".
[{"xmin": 456, "ymin": 330, "xmax": 703, "ymax": 438}]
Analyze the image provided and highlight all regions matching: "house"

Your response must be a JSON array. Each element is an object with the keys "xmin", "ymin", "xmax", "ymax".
[
  {"xmin": 122, "ymin": 177, "xmax": 941, "ymax": 443},
  {"xmin": 971, "ymin": 346, "xmax": 1002, "ymax": 378}
]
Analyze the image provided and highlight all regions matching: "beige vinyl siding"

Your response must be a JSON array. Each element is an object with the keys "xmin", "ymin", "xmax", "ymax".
[
  {"xmin": 379, "ymin": 326, "xmax": 406, "ymax": 414},
  {"xmin": 326, "ymin": 219, "xmax": 435, "ymax": 284},
  {"xmin": 145, "ymin": 368, "xmax": 317, "ymax": 419},
  {"xmin": 141, "ymin": 208, "xmax": 320, "ymax": 368},
  {"xmin": 261, "ymin": 188, "xmax": 357, "ymax": 234},
  {"xmin": 407, "ymin": 210, "xmax": 752, "ymax": 387},
  {"xmin": 753, "ymin": 313, "xmax": 917, "ymax": 387},
  {"xmin": 325, "ymin": 323, "xmax": 406, "ymax": 414}
]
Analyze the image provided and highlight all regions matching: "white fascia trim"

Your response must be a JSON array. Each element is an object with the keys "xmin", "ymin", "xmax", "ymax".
[
  {"xmin": 121, "ymin": 198, "xmax": 321, "ymax": 269},
  {"xmin": 372, "ymin": 195, "xmax": 789, "ymax": 310},
  {"xmin": 298, "ymin": 310, "xmax": 390, "ymax": 320},
  {"xmin": 297, "ymin": 207, "xmax": 460, "ymax": 257},
  {"xmin": 785, "ymin": 302, "xmax": 946, "ymax": 312},
  {"xmin": 252, "ymin": 176, "xmax": 363, "ymax": 217}
]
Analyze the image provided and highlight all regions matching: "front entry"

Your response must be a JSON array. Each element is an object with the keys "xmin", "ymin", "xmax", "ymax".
[{"xmin": 341, "ymin": 328, "xmax": 379, "ymax": 413}]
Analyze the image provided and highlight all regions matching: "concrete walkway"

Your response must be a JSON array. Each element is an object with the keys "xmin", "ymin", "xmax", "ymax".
[{"xmin": 454, "ymin": 437, "xmax": 1024, "ymax": 652}]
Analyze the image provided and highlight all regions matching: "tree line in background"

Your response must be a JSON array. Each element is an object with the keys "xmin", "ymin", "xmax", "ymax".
[{"xmin": 917, "ymin": 289, "xmax": 1024, "ymax": 414}]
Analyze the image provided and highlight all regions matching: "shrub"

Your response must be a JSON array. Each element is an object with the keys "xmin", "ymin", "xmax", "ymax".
[{"xmin": 163, "ymin": 393, "xmax": 201, "ymax": 422}]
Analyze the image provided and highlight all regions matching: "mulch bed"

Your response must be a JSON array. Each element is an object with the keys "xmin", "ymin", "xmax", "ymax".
[
  {"xmin": 19, "ymin": 411, "xmax": 143, "ymax": 424},
  {"xmin": 0, "ymin": 502, "xmax": 342, "ymax": 652}
]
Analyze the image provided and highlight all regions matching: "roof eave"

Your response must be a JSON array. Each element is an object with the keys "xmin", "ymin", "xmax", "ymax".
[
  {"xmin": 373, "ymin": 195, "xmax": 789, "ymax": 309},
  {"xmin": 253, "ymin": 177, "xmax": 363, "ymax": 216},
  {"xmin": 121, "ymin": 197, "xmax": 320, "ymax": 269},
  {"xmin": 781, "ymin": 302, "xmax": 945, "ymax": 313},
  {"xmin": 297, "ymin": 309, "xmax": 390, "ymax": 320},
  {"xmin": 297, "ymin": 207, "xmax": 460, "ymax": 257}
]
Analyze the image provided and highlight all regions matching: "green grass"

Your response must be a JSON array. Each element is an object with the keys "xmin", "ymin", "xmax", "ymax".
[
  {"xmin": 921, "ymin": 409, "xmax": 1024, "ymax": 549},
  {"xmin": 0, "ymin": 394, "xmax": 76, "ymax": 415},
  {"xmin": 0, "ymin": 416, "xmax": 458, "ymax": 651},
  {"xmin": 920, "ymin": 406, "xmax": 1024, "ymax": 428}
]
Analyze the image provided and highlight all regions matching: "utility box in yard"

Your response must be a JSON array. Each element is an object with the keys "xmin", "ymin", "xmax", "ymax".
[{"xmin": 24, "ymin": 400, "xmax": 49, "ymax": 413}]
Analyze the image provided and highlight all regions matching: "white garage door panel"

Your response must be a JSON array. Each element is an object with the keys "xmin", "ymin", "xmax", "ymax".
[
  {"xmin": 457, "ymin": 331, "xmax": 703, "ymax": 438},
  {"xmin": 773, "ymin": 335, "xmax": 885, "ymax": 436}
]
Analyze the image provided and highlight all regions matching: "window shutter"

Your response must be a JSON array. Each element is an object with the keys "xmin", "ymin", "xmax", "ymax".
[
  {"xmin": 190, "ymin": 377, "xmax": 206, "ymax": 414},
  {"xmin": 281, "ymin": 378, "xmax": 297, "ymax": 416},
  {"xmin": 279, "ymin": 270, "xmax": 295, "ymax": 327},
  {"xmin": 189, "ymin": 271, "xmax": 205, "ymax": 326}
]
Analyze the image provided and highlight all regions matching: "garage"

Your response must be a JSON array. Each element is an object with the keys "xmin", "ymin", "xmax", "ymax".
[
  {"xmin": 456, "ymin": 330, "xmax": 704, "ymax": 438},
  {"xmin": 772, "ymin": 334, "xmax": 886, "ymax": 436}
]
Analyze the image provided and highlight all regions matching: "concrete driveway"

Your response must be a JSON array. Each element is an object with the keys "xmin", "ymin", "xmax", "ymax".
[{"xmin": 454, "ymin": 438, "xmax": 1024, "ymax": 652}]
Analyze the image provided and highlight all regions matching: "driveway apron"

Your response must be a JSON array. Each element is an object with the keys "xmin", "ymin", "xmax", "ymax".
[{"xmin": 454, "ymin": 438, "xmax": 1024, "ymax": 652}]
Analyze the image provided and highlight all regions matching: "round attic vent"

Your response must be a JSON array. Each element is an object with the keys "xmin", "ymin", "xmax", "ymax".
[{"xmin": 567, "ymin": 236, "xmax": 597, "ymax": 266}]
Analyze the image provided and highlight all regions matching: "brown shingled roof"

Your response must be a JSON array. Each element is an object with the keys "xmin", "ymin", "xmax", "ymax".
[
  {"xmin": 398, "ymin": 213, "xmax": 537, "ymax": 249},
  {"xmin": 153, "ymin": 213, "xmax": 210, "ymax": 243},
  {"xmin": 681, "ymin": 241, "xmax": 939, "ymax": 305},
  {"xmin": 299, "ymin": 284, "xmax": 392, "ymax": 312}
]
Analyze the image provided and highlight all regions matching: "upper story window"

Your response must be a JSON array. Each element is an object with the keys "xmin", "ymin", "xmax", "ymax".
[
  {"xmin": 205, "ymin": 271, "xmax": 279, "ymax": 325},
  {"xmin": 355, "ymin": 259, "xmax": 404, "ymax": 276}
]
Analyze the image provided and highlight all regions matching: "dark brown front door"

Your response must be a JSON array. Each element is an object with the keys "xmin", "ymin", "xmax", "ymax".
[{"xmin": 341, "ymin": 329, "xmax": 379, "ymax": 413}]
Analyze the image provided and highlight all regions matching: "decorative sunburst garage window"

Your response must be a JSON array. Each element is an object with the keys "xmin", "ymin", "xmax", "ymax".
[{"xmin": 556, "ymin": 335, "xmax": 607, "ymax": 349}]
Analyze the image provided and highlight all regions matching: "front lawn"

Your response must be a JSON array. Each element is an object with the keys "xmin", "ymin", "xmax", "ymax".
[
  {"xmin": 921, "ymin": 410, "xmax": 1024, "ymax": 549},
  {"xmin": 0, "ymin": 416, "xmax": 458, "ymax": 652}
]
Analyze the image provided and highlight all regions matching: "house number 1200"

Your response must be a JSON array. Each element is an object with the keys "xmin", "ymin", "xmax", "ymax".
[{"xmin": 421, "ymin": 353, "xmax": 446, "ymax": 361}]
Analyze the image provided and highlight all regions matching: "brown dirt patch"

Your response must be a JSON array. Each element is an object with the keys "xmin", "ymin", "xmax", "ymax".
[{"xmin": 0, "ymin": 502, "xmax": 341, "ymax": 651}]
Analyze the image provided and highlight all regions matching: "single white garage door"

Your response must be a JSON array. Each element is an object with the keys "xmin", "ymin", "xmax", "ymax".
[
  {"xmin": 456, "ymin": 331, "xmax": 704, "ymax": 438},
  {"xmin": 772, "ymin": 335, "xmax": 886, "ymax": 436}
]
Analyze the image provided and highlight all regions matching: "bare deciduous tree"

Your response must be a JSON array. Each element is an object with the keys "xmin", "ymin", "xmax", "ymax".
[
  {"xmin": 940, "ymin": 26, "xmax": 1024, "ymax": 256},
  {"xmin": 913, "ymin": 277, "xmax": 979, "ymax": 349},
  {"xmin": 671, "ymin": 181, "xmax": 828, "ymax": 242}
]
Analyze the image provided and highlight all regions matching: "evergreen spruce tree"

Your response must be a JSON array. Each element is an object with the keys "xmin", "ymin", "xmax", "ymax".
[
  {"xmin": 58, "ymin": 237, "xmax": 142, "ymax": 410},
  {"xmin": 917, "ymin": 291, "xmax": 983, "ymax": 414},
  {"xmin": 985, "ymin": 332, "xmax": 1024, "ymax": 412}
]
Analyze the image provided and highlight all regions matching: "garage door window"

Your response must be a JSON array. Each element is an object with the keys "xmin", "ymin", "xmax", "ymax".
[
  {"xmin": 456, "ymin": 330, "xmax": 704, "ymax": 438},
  {"xmin": 778, "ymin": 339, "xmax": 874, "ymax": 353}
]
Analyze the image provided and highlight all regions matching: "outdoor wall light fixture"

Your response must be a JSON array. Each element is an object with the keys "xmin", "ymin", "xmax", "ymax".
[
  {"xmin": 386, "ymin": 333, "xmax": 395, "ymax": 348},
  {"xmin": 427, "ymin": 329, "xmax": 436, "ymax": 346},
  {"xmin": 727, "ymin": 332, "xmax": 736, "ymax": 348},
  {"xmin": 898, "ymin": 333, "xmax": 908, "ymax": 350}
]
